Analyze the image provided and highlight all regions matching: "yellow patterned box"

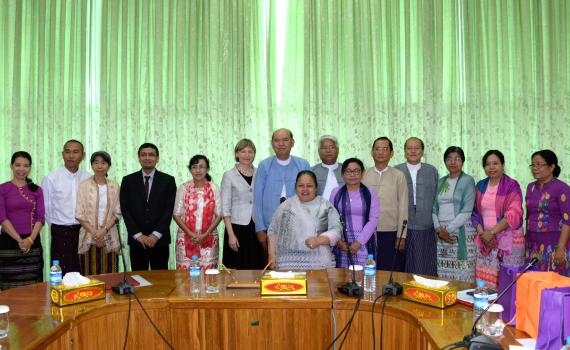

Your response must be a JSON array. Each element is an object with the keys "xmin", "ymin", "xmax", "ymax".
[
  {"xmin": 402, "ymin": 280, "xmax": 457, "ymax": 309},
  {"xmin": 261, "ymin": 272, "xmax": 307, "ymax": 296},
  {"xmin": 50, "ymin": 279, "xmax": 106, "ymax": 306}
]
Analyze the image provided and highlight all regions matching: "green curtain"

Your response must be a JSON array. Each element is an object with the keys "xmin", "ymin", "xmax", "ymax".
[
  {"xmin": 461, "ymin": 0, "xmax": 570, "ymax": 181},
  {"xmin": 0, "ymin": 0, "xmax": 568, "ymax": 276}
]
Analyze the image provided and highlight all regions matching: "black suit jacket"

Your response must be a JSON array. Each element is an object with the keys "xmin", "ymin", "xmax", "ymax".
[{"xmin": 120, "ymin": 170, "xmax": 177, "ymax": 246}]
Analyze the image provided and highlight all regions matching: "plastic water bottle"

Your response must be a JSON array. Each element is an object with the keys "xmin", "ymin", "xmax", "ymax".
[
  {"xmin": 49, "ymin": 260, "xmax": 63, "ymax": 286},
  {"xmin": 189, "ymin": 255, "xmax": 201, "ymax": 294},
  {"xmin": 364, "ymin": 254, "xmax": 376, "ymax": 293},
  {"xmin": 473, "ymin": 280, "xmax": 489, "ymax": 332}
]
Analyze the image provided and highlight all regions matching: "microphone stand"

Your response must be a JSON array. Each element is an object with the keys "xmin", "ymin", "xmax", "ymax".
[
  {"xmin": 381, "ymin": 220, "xmax": 407, "ymax": 296},
  {"xmin": 112, "ymin": 222, "xmax": 134, "ymax": 295},
  {"xmin": 463, "ymin": 257, "xmax": 539, "ymax": 350},
  {"xmin": 337, "ymin": 216, "xmax": 363, "ymax": 297}
]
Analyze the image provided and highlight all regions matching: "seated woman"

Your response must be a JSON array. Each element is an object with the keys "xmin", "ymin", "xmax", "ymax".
[
  {"xmin": 76, "ymin": 151, "xmax": 122, "ymax": 275},
  {"xmin": 472, "ymin": 150, "xmax": 525, "ymax": 289},
  {"xmin": 0, "ymin": 151, "xmax": 45, "ymax": 289},
  {"xmin": 268, "ymin": 170, "xmax": 341, "ymax": 270},
  {"xmin": 330, "ymin": 158, "xmax": 379, "ymax": 267},
  {"xmin": 173, "ymin": 155, "xmax": 222, "ymax": 270}
]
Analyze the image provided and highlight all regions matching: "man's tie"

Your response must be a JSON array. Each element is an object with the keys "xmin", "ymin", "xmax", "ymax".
[{"xmin": 144, "ymin": 176, "xmax": 151, "ymax": 201}]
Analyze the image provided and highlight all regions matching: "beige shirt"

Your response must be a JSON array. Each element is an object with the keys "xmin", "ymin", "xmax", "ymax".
[
  {"xmin": 362, "ymin": 166, "xmax": 409, "ymax": 238},
  {"xmin": 75, "ymin": 177, "xmax": 122, "ymax": 254}
]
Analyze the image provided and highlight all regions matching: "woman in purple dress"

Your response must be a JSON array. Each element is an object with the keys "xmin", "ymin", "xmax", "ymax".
[
  {"xmin": 525, "ymin": 150, "xmax": 570, "ymax": 276},
  {"xmin": 330, "ymin": 158, "xmax": 379, "ymax": 267},
  {"xmin": 0, "ymin": 151, "xmax": 45, "ymax": 289}
]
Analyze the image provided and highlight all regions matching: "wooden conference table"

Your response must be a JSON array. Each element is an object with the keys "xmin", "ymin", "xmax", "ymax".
[{"xmin": 0, "ymin": 269, "xmax": 527, "ymax": 350}]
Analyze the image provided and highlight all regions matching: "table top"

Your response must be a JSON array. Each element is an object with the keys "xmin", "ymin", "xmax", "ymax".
[{"xmin": 0, "ymin": 269, "xmax": 528, "ymax": 349}]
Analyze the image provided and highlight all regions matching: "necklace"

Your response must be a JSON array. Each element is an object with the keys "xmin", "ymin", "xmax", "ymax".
[{"xmin": 237, "ymin": 164, "xmax": 253, "ymax": 176}]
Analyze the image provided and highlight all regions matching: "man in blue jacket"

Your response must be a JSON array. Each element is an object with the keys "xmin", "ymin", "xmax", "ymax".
[{"xmin": 253, "ymin": 128, "xmax": 310, "ymax": 254}]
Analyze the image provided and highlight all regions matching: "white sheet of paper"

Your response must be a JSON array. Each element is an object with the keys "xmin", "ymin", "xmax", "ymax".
[
  {"xmin": 515, "ymin": 338, "xmax": 536, "ymax": 349},
  {"xmin": 131, "ymin": 274, "xmax": 152, "ymax": 287}
]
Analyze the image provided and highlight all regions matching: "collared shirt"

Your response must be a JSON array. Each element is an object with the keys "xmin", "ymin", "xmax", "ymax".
[
  {"xmin": 373, "ymin": 165, "xmax": 389, "ymax": 178},
  {"xmin": 141, "ymin": 169, "xmax": 156, "ymax": 201},
  {"xmin": 406, "ymin": 162, "xmax": 422, "ymax": 205},
  {"xmin": 322, "ymin": 163, "xmax": 339, "ymax": 200},
  {"xmin": 42, "ymin": 167, "xmax": 91, "ymax": 225},
  {"xmin": 276, "ymin": 157, "xmax": 291, "ymax": 198}
]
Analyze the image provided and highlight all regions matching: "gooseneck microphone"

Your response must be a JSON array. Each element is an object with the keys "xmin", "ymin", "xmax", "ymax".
[
  {"xmin": 112, "ymin": 222, "xmax": 135, "ymax": 295},
  {"xmin": 337, "ymin": 216, "xmax": 364, "ymax": 297},
  {"xmin": 461, "ymin": 257, "xmax": 538, "ymax": 350},
  {"xmin": 381, "ymin": 220, "xmax": 407, "ymax": 296}
]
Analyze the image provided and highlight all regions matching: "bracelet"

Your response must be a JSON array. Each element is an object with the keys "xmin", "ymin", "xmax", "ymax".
[{"xmin": 27, "ymin": 237, "xmax": 34, "ymax": 244}]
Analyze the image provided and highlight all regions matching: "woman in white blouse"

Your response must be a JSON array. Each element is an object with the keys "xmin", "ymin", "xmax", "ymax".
[
  {"xmin": 221, "ymin": 139, "xmax": 265, "ymax": 269},
  {"xmin": 76, "ymin": 151, "xmax": 121, "ymax": 275}
]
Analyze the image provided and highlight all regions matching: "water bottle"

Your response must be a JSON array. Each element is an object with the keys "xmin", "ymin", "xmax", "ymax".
[
  {"xmin": 473, "ymin": 280, "xmax": 489, "ymax": 332},
  {"xmin": 49, "ymin": 260, "xmax": 63, "ymax": 287},
  {"xmin": 189, "ymin": 255, "xmax": 201, "ymax": 294},
  {"xmin": 364, "ymin": 254, "xmax": 376, "ymax": 293}
]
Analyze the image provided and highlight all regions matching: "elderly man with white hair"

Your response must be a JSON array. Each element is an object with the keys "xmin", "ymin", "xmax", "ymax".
[{"xmin": 311, "ymin": 135, "xmax": 345, "ymax": 201}]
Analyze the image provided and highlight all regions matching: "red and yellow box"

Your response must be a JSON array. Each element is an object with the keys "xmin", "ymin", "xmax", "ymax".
[
  {"xmin": 50, "ymin": 279, "xmax": 106, "ymax": 306},
  {"xmin": 402, "ymin": 280, "xmax": 457, "ymax": 309},
  {"xmin": 261, "ymin": 272, "xmax": 307, "ymax": 296}
]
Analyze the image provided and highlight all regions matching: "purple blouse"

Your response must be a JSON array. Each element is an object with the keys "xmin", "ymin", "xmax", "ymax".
[
  {"xmin": 0, "ymin": 182, "xmax": 45, "ymax": 235},
  {"xmin": 330, "ymin": 185, "xmax": 380, "ymax": 266},
  {"xmin": 525, "ymin": 178, "xmax": 570, "ymax": 233}
]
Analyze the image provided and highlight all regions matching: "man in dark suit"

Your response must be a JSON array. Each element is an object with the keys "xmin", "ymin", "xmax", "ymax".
[{"xmin": 120, "ymin": 143, "xmax": 176, "ymax": 270}]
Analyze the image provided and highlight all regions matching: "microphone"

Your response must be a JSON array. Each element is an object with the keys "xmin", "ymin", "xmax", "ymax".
[
  {"xmin": 112, "ymin": 222, "xmax": 135, "ymax": 295},
  {"xmin": 463, "ymin": 257, "xmax": 539, "ymax": 350},
  {"xmin": 337, "ymin": 215, "xmax": 363, "ymax": 297},
  {"xmin": 381, "ymin": 220, "xmax": 407, "ymax": 296}
]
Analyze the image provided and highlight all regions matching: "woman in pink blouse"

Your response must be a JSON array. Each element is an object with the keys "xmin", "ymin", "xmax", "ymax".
[
  {"xmin": 471, "ymin": 150, "xmax": 525, "ymax": 288},
  {"xmin": 0, "ymin": 151, "xmax": 45, "ymax": 290}
]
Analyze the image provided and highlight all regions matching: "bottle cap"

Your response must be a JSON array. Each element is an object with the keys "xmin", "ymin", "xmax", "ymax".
[
  {"xmin": 488, "ymin": 304, "xmax": 503, "ymax": 313},
  {"xmin": 0, "ymin": 305, "xmax": 9, "ymax": 314},
  {"xmin": 476, "ymin": 280, "xmax": 485, "ymax": 288},
  {"xmin": 191, "ymin": 255, "xmax": 198, "ymax": 260},
  {"xmin": 348, "ymin": 265, "xmax": 363, "ymax": 271},
  {"xmin": 367, "ymin": 254, "xmax": 373, "ymax": 259},
  {"xmin": 53, "ymin": 260, "xmax": 59, "ymax": 265}
]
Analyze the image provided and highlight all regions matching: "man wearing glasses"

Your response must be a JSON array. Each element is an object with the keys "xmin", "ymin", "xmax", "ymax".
[{"xmin": 120, "ymin": 143, "xmax": 176, "ymax": 270}]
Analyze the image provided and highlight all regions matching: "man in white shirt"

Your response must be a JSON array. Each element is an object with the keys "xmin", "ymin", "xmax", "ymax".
[
  {"xmin": 42, "ymin": 140, "xmax": 91, "ymax": 274},
  {"xmin": 311, "ymin": 135, "xmax": 344, "ymax": 200}
]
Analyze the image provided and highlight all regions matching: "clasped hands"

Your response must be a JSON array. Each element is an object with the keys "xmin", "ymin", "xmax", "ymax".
[
  {"xmin": 18, "ymin": 238, "xmax": 32, "ymax": 253},
  {"xmin": 436, "ymin": 227, "xmax": 457, "ymax": 244},
  {"xmin": 136, "ymin": 234, "xmax": 159, "ymax": 248},
  {"xmin": 185, "ymin": 229, "xmax": 209, "ymax": 245},
  {"xmin": 337, "ymin": 240, "xmax": 361, "ymax": 255},
  {"xmin": 92, "ymin": 227, "xmax": 107, "ymax": 248},
  {"xmin": 478, "ymin": 229, "xmax": 498, "ymax": 249}
]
